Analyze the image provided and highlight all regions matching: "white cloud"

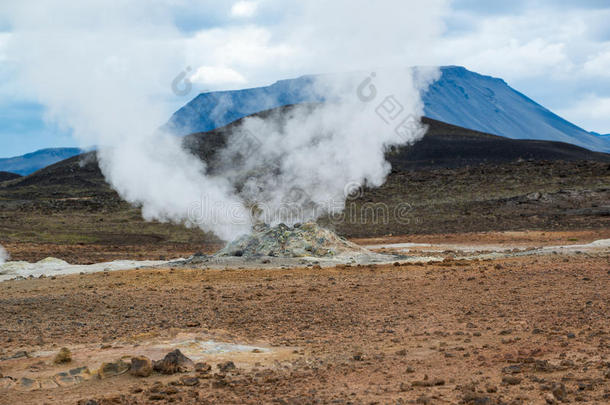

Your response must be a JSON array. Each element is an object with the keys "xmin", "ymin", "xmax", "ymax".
[
  {"xmin": 190, "ymin": 65, "xmax": 246, "ymax": 86},
  {"xmin": 0, "ymin": 32, "xmax": 11, "ymax": 61},
  {"xmin": 230, "ymin": 1, "xmax": 258, "ymax": 18},
  {"xmin": 558, "ymin": 94, "xmax": 610, "ymax": 134},
  {"xmin": 583, "ymin": 46, "xmax": 610, "ymax": 78}
]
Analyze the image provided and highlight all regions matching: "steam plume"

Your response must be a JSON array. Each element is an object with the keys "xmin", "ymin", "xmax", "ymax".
[
  {"xmin": 4, "ymin": 0, "xmax": 447, "ymax": 241},
  {"xmin": 0, "ymin": 244, "xmax": 8, "ymax": 264}
]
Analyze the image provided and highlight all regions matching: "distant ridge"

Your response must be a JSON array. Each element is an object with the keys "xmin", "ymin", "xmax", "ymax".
[
  {"xmin": 0, "ymin": 147, "xmax": 83, "ymax": 176},
  {"xmin": 167, "ymin": 66, "xmax": 610, "ymax": 153},
  {"xmin": 4, "ymin": 106, "xmax": 609, "ymax": 199},
  {"xmin": 0, "ymin": 171, "xmax": 21, "ymax": 182}
]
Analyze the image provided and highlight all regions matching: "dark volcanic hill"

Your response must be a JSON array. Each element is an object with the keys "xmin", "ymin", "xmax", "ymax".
[
  {"xmin": 3, "ymin": 107, "xmax": 609, "ymax": 198},
  {"xmin": 1, "ymin": 106, "xmax": 608, "ymax": 241},
  {"xmin": 183, "ymin": 105, "xmax": 610, "ymax": 172},
  {"xmin": 0, "ymin": 171, "xmax": 21, "ymax": 182}
]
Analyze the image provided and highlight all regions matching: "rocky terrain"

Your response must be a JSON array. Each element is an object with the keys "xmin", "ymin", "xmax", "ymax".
[
  {"xmin": 0, "ymin": 111, "xmax": 608, "ymax": 264},
  {"xmin": 0, "ymin": 231, "xmax": 608, "ymax": 404}
]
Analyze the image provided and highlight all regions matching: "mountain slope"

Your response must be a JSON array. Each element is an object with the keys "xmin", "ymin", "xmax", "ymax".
[
  {"xmin": 0, "ymin": 147, "xmax": 83, "ymax": 176},
  {"xmin": 0, "ymin": 171, "xmax": 21, "ymax": 182},
  {"xmin": 4, "ymin": 109, "xmax": 609, "ymax": 199},
  {"xmin": 167, "ymin": 66, "xmax": 610, "ymax": 153}
]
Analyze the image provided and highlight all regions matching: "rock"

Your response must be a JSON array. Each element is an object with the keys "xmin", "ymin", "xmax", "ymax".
[
  {"xmin": 195, "ymin": 362, "xmax": 212, "ymax": 373},
  {"xmin": 180, "ymin": 376, "xmax": 200, "ymax": 386},
  {"xmin": 551, "ymin": 383, "xmax": 567, "ymax": 402},
  {"xmin": 217, "ymin": 361, "xmax": 236, "ymax": 373},
  {"xmin": 545, "ymin": 393, "xmax": 557, "ymax": 404},
  {"xmin": 462, "ymin": 392, "xmax": 495, "ymax": 404},
  {"xmin": 534, "ymin": 360, "xmax": 555, "ymax": 372},
  {"xmin": 502, "ymin": 365, "xmax": 522, "ymax": 374},
  {"xmin": 502, "ymin": 376, "xmax": 521, "ymax": 385},
  {"xmin": 412, "ymin": 378, "xmax": 445, "ymax": 387},
  {"xmin": 98, "ymin": 360, "xmax": 130, "ymax": 379},
  {"xmin": 9, "ymin": 350, "xmax": 29, "ymax": 360},
  {"xmin": 153, "ymin": 350, "xmax": 194, "ymax": 374},
  {"xmin": 130, "ymin": 356, "xmax": 153, "ymax": 377},
  {"xmin": 17, "ymin": 377, "xmax": 40, "ymax": 391},
  {"xmin": 54, "ymin": 347, "xmax": 72, "ymax": 364}
]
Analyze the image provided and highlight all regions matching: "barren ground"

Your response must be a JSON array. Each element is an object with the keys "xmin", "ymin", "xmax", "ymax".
[{"xmin": 1, "ymin": 231, "xmax": 609, "ymax": 405}]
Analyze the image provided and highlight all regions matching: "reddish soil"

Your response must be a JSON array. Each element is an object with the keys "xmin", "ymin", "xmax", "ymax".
[{"xmin": 0, "ymin": 231, "xmax": 608, "ymax": 404}]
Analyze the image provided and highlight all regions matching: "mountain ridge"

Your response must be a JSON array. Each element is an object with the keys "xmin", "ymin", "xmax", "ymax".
[
  {"xmin": 0, "ymin": 147, "xmax": 83, "ymax": 176},
  {"xmin": 167, "ymin": 66, "xmax": 610, "ymax": 153}
]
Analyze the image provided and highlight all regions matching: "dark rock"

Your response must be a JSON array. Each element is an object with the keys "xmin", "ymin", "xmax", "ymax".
[
  {"xmin": 130, "ymin": 356, "xmax": 153, "ymax": 377},
  {"xmin": 180, "ymin": 376, "xmax": 199, "ymax": 386},
  {"xmin": 502, "ymin": 376, "xmax": 522, "ymax": 385},
  {"xmin": 502, "ymin": 365, "xmax": 522, "ymax": 374},
  {"xmin": 552, "ymin": 383, "xmax": 567, "ymax": 402},
  {"xmin": 195, "ymin": 362, "xmax": 212, "ymax": 373},
  {"xmin": 217, "ymin": 361, "xmax": 236, "ymax": 373},
  {"xmin": 153, "ymin": 350, "xmax": 194, "ymax": 374},
  {"xmin": 98, "ymin": 360, "xmax": 130, "ymax": 379}
]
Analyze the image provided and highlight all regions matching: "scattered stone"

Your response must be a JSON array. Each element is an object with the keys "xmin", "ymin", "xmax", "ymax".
[
  {"xmin": 534, "ymin": 360, "xmax": 555, "ymax": 372},
  {"xmin": 17, "ymin": 377, "xmax": 40, "ymax": 391},
  {"xmin": 153, "ymin": 350, "xmax": 194, "ymax": 374},
  {"xmin": 180, "ymin": 376, "xmax": 200, "ymax": 386},
  {"xmin": 54, "ymin": 347, "xmax": 72, "ymax": 364},
  {"xmin": 98, "ymin": 360, "xmax": 130, "ymax": 379},
  {"xmin": 502, "ymin": 365, "xmax": 522, "ymax": 374},
  {"xmin": 545, "ymin": 393, "xmax": 557, "ymax": 404},
  {"xmin": 502, "ymin": 376, "xmax": 522, "ymax": 385},
  {"xmin": 77, "ymin": 400, "xmax": 99, "ymax": 405},
  {"xmin": 130, "ymin": 356, "xmax": 153, "ymax": 377},
  {"xmin": 551, "ymin": 383, "xmax": 567, "ymax": 402},
  {"xmin": 217, "ymin": 361, "xmax": 236, "ymax": 373},
  {"xmin": 195, "ymin": 362, "xmax": 212, "ymax": 373},
  {"xmin": 413, "ymin": 378, "xmax": 445, "ymax": 387}
]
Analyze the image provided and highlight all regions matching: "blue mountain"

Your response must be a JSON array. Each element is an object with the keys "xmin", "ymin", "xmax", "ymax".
[
  {"xmin": 0, "ymin": 147, "xmax": 83, "ymax": 176},
  {"xmin": 167, "ymin": 66, "xmax": 610, "ymax": 153}
]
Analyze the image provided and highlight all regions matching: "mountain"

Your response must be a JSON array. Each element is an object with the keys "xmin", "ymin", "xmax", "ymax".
[
  {"xmin": 0, "ymin": 171, "xmax": 21, "ymax": 182},
  {"xmin": 0, "ymin": 147, "xmax": 83, "ymax": 176},
  {"xmin": 7, "ymin": 108, "xmax": 610, "ymax": 199},
  {"xmin": 167, "ymin": 66, "xmax": 610, "ymax": 153},
  {"xmin": 3, "ymin": 107, "xmax": 609, "ymax": 237}
]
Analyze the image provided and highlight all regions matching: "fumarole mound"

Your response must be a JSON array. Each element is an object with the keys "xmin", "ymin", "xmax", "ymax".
[{"xmin": 216, "ymin": 222, "xmax": 368, "ymax": 258}]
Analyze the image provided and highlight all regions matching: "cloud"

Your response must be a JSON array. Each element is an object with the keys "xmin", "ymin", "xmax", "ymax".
[
  {"xmin": 583, "ymin": 46, "xmax": 610, "ymax": 78},
  {"xmin": 557, "ymin": 95, "xmax": 610, "ymax": 134},
  {"xmin": 230, "ymin": 1, "xmax": 259, "ymax": 18},
  {"xmin": 190, "ymin": 65, "xmax": 247, "ymax": 86},
  {"xmin": 2, "ymin": 0, "xmax": 448, "ymax": 241},
  {"xmin": 0, "ymin": 32, "xmax": 10, "ymax": 62}
]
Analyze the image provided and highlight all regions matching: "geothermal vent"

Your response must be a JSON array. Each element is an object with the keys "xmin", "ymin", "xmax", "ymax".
[{"xmin": 216, "ymin": 222, "xmax": 368, "ymax": 258}]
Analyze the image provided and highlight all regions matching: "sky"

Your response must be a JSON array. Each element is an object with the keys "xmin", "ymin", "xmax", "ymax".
[{"xmin": 1, "ymin": 0, "xmax": 610, "ymax": 157}]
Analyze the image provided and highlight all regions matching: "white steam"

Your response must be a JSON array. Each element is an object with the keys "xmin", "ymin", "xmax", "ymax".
[
  {"xmin": 0, "ymin": 244, "xmax": 8, "ymax": 264},
  {"xmin": 220, "ymin": 69, "xmax": 440, "ymax": 225},
  {"xmin": 3, "ymin": 0, "xmax": 447, "ymax": 241}
]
